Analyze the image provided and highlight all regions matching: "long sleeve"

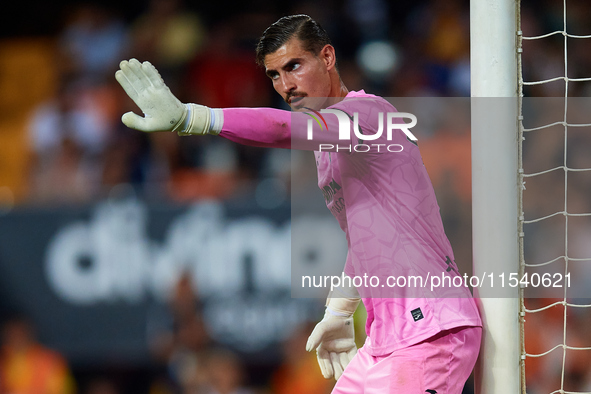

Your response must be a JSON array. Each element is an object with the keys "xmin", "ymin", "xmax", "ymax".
[
  {"xmin": 218, "ymin": 94, "xmax": 397, "ymax": 152},
  {"xmin": 219, "ymin": 107, "xmax": 292, "ymax": 149}
]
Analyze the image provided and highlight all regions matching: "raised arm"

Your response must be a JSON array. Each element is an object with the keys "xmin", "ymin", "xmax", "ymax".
[
  {"xmin": 116, "ymin": 59, "xmax": 296, "ymax": 147},
  {"xmin": 115, "ymin": 58, "xmax": 401, "ymax": 152}
]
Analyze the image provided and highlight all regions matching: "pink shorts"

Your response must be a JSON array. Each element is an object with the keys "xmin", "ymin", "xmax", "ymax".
[{"xmin": 331, "ymin": 326, "xmax": 482, "ymax": 394}]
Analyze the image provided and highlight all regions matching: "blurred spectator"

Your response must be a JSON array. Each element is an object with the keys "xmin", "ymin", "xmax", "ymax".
[
  {"xmin": 0, "ymin": 315, "xmax": 76, "ymax": 394},
  {"xmin": 398, "ymin": 0, "xmax": 470, "ymax": 96},
  {"xmin": 422, "ymin": 0, "xmax": 469, "ymax": 66},
  {"xmin": 185, "ymin": 18, "xmax": 271, "ymax": 109},
  {"xmin": 27, "ymin": 79, "xmax": 110, "ymax": 204},
  {"xmin": 58, "ymin": 3, "xmax": 129, "ymax": 85},
  {"xmin": 345, "ymin": 0, "xmax": 389, "ymax": 42},
  {"xmin": 129, "ymin": 0, "xmax": 206, "ymax": 88},
  {"xmin": 149, "ymin": 272, "xmax": 212, "ymax": 393},
  {"xmin": 201, "ymin": 348, "xmax": 255, "ymax": 394}
]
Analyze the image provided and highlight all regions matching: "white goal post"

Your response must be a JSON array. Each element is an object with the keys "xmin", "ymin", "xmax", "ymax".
[{"xmin": 470, "ymin": 0, "xmax": 521, "ymax": 393}]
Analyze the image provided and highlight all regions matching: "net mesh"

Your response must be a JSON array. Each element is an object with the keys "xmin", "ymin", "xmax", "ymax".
[{"xmin": 518, "ymin": 1, "xmax": 591, "ymax": 393}]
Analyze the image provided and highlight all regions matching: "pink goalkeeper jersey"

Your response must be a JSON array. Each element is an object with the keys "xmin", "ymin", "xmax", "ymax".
[{"xmin": 220, "ymin": 90, "xmax": 482, "ymax": 356}]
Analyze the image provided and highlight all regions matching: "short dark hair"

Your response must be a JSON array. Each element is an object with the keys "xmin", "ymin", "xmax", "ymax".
[{"xmin": 255, "ymin": 15, "xmax": 332, "ymax": 67}]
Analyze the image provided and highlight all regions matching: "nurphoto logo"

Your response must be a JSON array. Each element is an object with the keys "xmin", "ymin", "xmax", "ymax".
[{"xmin": 303, "ymin": 107, "xmax": 418, "ymax": 152}]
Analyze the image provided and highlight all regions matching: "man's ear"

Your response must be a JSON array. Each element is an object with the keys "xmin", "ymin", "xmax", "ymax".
[{"xmin": 320, "ymin": 44, "xmax": 337, "ymax": 71}]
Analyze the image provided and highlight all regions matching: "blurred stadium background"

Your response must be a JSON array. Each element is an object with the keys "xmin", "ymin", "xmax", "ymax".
[{"xmin": 0, "ymin": 0, "xmax": 590, "ymax": 393}]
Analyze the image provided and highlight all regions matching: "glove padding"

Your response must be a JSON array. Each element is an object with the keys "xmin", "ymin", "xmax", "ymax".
[
  {"xmin": 306, "ymin": 309, "xmax": 357, "ymax": 380},
  {"xmin": 115, "ymin": 59, "xmax": 212, "ymax": 135}
]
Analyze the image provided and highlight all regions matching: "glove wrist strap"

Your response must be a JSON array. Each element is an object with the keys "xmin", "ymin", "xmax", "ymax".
[
  {"xmin": 326, "ymin": 306, "xmax": 353, "ymax": 317},
  {"xmin": 326, "ymin": 296, "xmax": 361, "ymax": 317},
  {"xmin": 176, "ymin": 104, "xmax": 214, "ymax": 136},
  {"xmin": 210, "ymin": 108, "xmax": 224, "ymax": 135}
]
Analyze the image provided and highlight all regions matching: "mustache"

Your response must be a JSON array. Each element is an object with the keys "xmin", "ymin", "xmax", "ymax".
[{"xmin": 285, "ymin": 92, "xmax": 307, "ymax": 104}]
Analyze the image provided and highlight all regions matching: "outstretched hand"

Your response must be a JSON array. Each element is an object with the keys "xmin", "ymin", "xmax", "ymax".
[{"xmin": 115, "ymin": 58, "xmax": 187, "ymax": 132}]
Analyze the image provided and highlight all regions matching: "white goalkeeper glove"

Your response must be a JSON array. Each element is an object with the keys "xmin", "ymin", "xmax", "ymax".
[
  {"xmin": 306, "ymin": 282, "xmax": 361, "ymax": 380},
  {"xmin": 115, "ymin": 58, "xmax": 220, "ymax": 136}
]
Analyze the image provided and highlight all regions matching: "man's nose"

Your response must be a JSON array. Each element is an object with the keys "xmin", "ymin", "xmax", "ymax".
[{"xmin": 280, "ymin": 74, "xmax": 297, "ymax": 94}]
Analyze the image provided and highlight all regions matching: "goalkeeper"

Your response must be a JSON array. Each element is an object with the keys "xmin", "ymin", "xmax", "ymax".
[{"xmin": 116, "ymin": 14, "xmax": 482, "ymax": 394}]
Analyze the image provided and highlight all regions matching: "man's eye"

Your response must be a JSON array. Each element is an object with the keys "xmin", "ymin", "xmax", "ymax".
[{"xmin": 291, "ymin": 63, "xmax": 300, "ymax": 71}]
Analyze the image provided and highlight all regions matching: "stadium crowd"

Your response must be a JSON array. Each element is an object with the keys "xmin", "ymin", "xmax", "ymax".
[{"xmin": 1, "ymin": 0, "xmax": 591, "ymax": 392}]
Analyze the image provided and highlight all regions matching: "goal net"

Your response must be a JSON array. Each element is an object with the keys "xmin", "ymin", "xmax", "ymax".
[
  {"xmin": 518, "ymin": 1, "xmax": 591, "ymax": 394},
  {"xmin": 473, "ymin": 0, "xmax": 591, "ymax": 393}
]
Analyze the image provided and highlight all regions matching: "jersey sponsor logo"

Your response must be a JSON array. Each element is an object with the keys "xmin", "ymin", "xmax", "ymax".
[
  {"xmin": 329, "ymin": 197, "xmax": 346, "ymax": 216},
  {"xmin": 321, "ymin": 178, "xmax": 342, "ymax": 203},
  {"xmin": 320, "ymin": 178, "xmax": 345, "ymax": 216}
]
